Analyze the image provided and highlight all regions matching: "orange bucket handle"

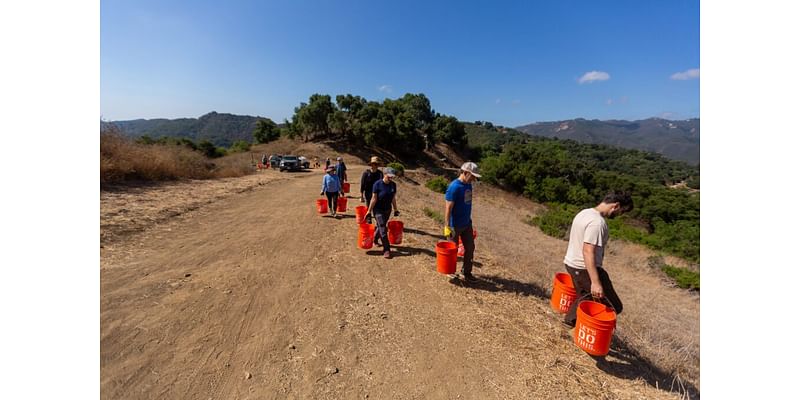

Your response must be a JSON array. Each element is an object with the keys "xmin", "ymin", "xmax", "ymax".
[{"xmin": 574, "ymin": 293, "xmax": 618, "ymax": 314}]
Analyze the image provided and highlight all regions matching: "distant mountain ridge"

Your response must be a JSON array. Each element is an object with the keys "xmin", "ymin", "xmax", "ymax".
[
  {"xmin": 104, "ymin": 112, "xmax": 266, "ymax": 147},
  {"xmin": 515, "ymin": 118, "xmax": 699, "ymax": 164}
]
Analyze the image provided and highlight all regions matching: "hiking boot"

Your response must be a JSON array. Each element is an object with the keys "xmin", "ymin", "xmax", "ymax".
[
  {"xmin": 383, "ymin": 251, "xmax": 392, "ymax": 259},
  {"xmin": 462, "ymin": 272, "xmax": 478, "ymax": 282}
]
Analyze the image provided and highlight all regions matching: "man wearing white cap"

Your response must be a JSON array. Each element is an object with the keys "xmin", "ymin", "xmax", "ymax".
[
  {"xmin": 366, "ymin": 167, "xmax": 400, "ymax": 259},
  {"xmin": 444, "ymin": 162, "xmax": 480, "ymax": 282}
]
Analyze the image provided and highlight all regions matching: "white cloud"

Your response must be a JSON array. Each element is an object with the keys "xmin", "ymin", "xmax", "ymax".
[
  {"xmin": 578, "ymin": 71, "xmax": 610, "ymax": 84},
  {"xmin": 670, "ymin": 68, "xmax": 700, "ymax": 80},
  {"xmin": 377, "ymin": 85, "xmax": 392, "ymax": 93}
]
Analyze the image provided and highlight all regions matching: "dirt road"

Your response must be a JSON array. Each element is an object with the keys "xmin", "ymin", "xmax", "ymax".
[{"xmin": 101, "ymin": 166, "xmax": 699, "ymax": 399}]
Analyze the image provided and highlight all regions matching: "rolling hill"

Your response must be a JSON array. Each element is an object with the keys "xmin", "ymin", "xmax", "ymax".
[
  {"xmin": 515, "ymin": 118, "xmax": 700, "ymax": 164},
  {"xmin": 104, "ymin": 112, "xmax": 268, "ymax": 147}
]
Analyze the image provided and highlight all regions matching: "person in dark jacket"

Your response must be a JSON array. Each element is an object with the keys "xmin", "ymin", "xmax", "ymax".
[
  {"xmin": 335, "ymin": 156, "xmax": 348, "ymax": 183},
  {"xmin": 360, "ymin": 156, "xmax": 383, "ymax": 205}
]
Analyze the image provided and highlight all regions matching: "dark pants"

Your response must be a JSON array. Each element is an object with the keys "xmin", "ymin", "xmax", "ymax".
[
  {"xmin": 564, "ymin": 264, "xmax": 623, "ymax": 327},
  {"xmin": 364, "ymin": 192, "xmax": 373, "ymax": 206},
  {"xmin": 450, "ymin": 225, "xmax": 475, "ymax": 275},
  {"xmin": 373, "ymin": 210, "xmax": 391, "ymax": 252},
  {"xmin": 325, "ymin": 191, "xmax": 339, "ymax": 214}
]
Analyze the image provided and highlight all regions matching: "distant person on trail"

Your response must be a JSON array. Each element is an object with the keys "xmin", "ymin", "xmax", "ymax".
[
  {"xmin": 320, "ymin": 165, "xmax": 344, "ymax": 218},
  {"xmin": 366, "ymin": 167, "xmax": 400, "ymax": 259},
  {"xmin": 325, "ymin": 157, "xmax": 331, "ymax": 170},
  {"xmin": 261, "ymin": 154, "xmax": 268, "ymax": 166},
  {"xmin": 336, "ymin": 156, "xmax": 348, "ymax": 183},
  {"xmin": 562, "ymin": 191, "xmax": 634, "ymax": 328},
  {"xmin": 314, "ymin": 157, "xmax": 320, "ymax": 168},
  {"xmin": 360, "ymin": 156, "xmax": 383, "ymax": 204},
  {"xmin": 444, "ymin": 162, "xmax": 480, "ymax": 282}
]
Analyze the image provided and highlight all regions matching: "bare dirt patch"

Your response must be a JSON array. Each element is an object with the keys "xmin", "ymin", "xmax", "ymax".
[{"xmin": 101, "ymin": 160, "xmax": 699, "ymax": 399}]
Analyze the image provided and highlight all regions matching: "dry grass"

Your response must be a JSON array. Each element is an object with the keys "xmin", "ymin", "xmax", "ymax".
[{"xmin": 100, "ymin": 130, "xmax": 251, "ymax": 184}]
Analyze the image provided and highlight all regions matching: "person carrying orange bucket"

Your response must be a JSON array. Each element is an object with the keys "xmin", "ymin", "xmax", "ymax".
[
  {"xmin": 562, "ymin": 191, "xmax": 634, "ymax": 328},
  {"xmin": 320, "ymin": 165, "xmax": 345, "ymax": 218},
  {"xmin": 443, "ymin": 162, "xmax": 480, "ymax": 282},
  {"xmin": 366, "ymin": 167, "xmax": 400, "ymax": 259}
]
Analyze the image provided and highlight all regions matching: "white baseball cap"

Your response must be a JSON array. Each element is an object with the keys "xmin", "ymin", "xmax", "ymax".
[{"xmin": 460, "ymin": 162, "xmax": 481, "ymax": 178}]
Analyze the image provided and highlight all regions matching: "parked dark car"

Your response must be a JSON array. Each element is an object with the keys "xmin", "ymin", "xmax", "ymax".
[
  {"xmin": 279, "ymin": 155, "xmax": 302, "ymax": 172},
  {"xmin": 269, "ymin": 155, "xmax": 282, "ymax": 168}
]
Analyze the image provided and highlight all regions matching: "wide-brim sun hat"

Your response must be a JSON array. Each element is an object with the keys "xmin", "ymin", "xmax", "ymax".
[
  {"xmin": 369, "ymin": 156, "xmax": 380, "ymax": 165},
  {"xmin": 326, "ymin": 165, "xmax": 335, "ymax": 172}
]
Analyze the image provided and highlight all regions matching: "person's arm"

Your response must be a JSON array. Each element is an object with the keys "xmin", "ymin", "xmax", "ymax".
[
  {"xmin": 444, "ymin": 200, "xmax": 455, "ymax": 237},
  {"xmin": 367, "ymin": 195, "xmax": 377, "ymax": 215},
  {"xmin": 321, "ymin": 175, "xmax": 327, "ymax": 195},
  {"xmin": 360, "ymin": 170, "xmax": 368, "ymax": 201},
  {"xmin": 391, "ymin": 194, "xmax": 398, "ymax": 216},
  {"xmin": 582, "ymin": 242, "xmax": 604, "ymax": 298}
]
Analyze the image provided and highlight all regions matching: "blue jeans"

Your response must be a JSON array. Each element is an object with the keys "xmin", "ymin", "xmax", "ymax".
[{"xmin": 373, "ymin": 211, "xmax": 391, "ymax": 252}]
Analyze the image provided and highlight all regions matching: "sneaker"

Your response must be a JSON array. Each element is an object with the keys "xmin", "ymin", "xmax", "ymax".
[
  {"xmin": 462, "ymin": 272, "xmax": 478, "ymax": 282},
  {"xmin": 383, "ymin": 251, "xmax": 392, "ymax": 259},
  {"xmin": 374, "ymin": 237, "xmax": 381, "ymax": 246}
]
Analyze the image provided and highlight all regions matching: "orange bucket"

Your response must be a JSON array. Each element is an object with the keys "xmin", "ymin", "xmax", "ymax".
[
  {"xmin": 387, "ymin": 220, "xmax": 404, "ymax": 244},
  {"xmin": 550, "ymin": 272, "xmax": 577, "ymax": 314},
  {"xmin": 337, "ymin": 196, "xmax": 347, "ymax": 212},
  {"xmin": 343, "ymin": 182, "xmax": 350, "ymax": 193},
  {"xmin": 435, "ymin": 241, "xmax": 457, "ymax": 274},
  {"xmin": 316, "ymin": 199, "xmax": 328, "ymax": 214},
  {"xmin": 574, "ymin": 301, "xmax": 617, "ymax": 356},
  {"xmin": 357, "ymin": 223, "xmax": 375, "ymax": 249},
  {"xmin": 355, "ymin": 205, "xmax": 368, "ymax": 224}
]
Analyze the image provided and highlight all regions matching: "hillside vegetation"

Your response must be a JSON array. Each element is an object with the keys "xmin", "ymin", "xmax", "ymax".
[
  {"xmin": 515, "ymin": 117, "xmax": 700, "ymax": 165},
  {"xmin": 464, "ymin": 123, "xmax": 700, "ymax": 264},
  {"xmin": 103, "ymin": 93, "xmax": 700, "ymax": 266},
  {"xmin": 107, "ymin": 111, "xmax": 266, "ymax": 147},
  {"xmin": 100, "ymin": 127, "xmax": 251, "ymax": 184}
]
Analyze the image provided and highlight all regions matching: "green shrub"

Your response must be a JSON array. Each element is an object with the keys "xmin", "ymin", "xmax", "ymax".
[
  {"xmin": 528, "ymin": 203, "xmax": 581, "ymax": 240},
  {"xmin": 425, "ymin": 176, "xmax": 449, "ymax": 193},
  {"xmin": 387, "ymin": 162, "xmax": 405, "ymax": 177},
  {"xmin": 423, "ymin": 207, "xmax": 444, "ymax": 224},
  {"xmin": 661, "ymin": 265, "xmax": 700, "ymax": 291},
  {"xmin": 229, "ymin": 140, "xmax": 251, "ymax": 153}
]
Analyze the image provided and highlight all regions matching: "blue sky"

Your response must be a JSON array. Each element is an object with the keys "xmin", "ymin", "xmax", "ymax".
[{"xmin": 101, "ymin": 0, "xmax": 699, "ymax": 126}]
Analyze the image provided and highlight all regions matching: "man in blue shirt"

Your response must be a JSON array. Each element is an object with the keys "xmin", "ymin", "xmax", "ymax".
[
  {"xmin": 444, "ymin": 162, "xmax": 480, "ymax": 282},
  {"xmin": 367, "ymin": 167, "xmax": 400, "ymax": 259}
]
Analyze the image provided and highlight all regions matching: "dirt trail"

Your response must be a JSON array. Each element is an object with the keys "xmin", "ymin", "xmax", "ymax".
[{"xmin": 101, "ymin": 166, "xmax": 699, "ymax": 399}]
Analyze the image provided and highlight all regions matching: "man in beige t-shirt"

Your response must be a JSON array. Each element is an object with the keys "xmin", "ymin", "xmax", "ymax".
[{"xmin": 563, "ymin": 192, "xmax": 634, "ymax": 328}]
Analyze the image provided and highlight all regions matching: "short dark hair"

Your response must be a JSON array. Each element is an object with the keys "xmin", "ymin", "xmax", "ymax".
[{"xmin": 602, "ymin": 191, "xmax": 634, "ymax": 212}]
